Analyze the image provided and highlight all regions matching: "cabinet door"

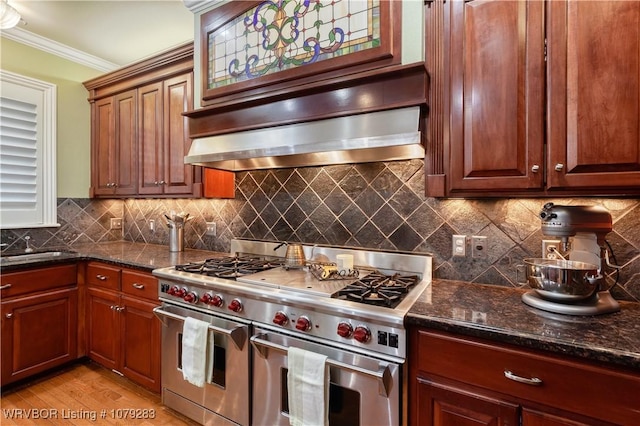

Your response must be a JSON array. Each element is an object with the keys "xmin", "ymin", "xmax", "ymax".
[
  {"xmin": 120, "ymin": 295, "xmax": 161, "ymax": 392},
  {"xmin": 138, "ymin": 81, "xmax": 164, "ymax": 195},
  {"xmin": 87, "ymin": 286, "xmax": 119, "ymax": 370},
  {"xmin": 92, "ymin": 97, "xmax": 116, "ymax": 196},
  {"xmin": 114, "ymin": 90, "xmax": 138, "ymax": 195},
  {"xmin": 163, "ymin": 72, "xmax": 195, "ymax": 195},
  {"xmin": 415, "ymin": 378, "xmax": 519, "ymax": 426},
  {"xmin": 1, "ymin": 288, "xmax": 78, "ymax": 386},
  {"xmin": 547, "ymin": 1, "xmax": 640, "ymax": 190},
  {"xmin": 447, "ymin": 0, "xmax": 545, "ymax": 193}
]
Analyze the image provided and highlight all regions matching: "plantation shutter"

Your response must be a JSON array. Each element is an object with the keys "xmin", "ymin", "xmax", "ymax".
[
  {"xmin": 0, "ymin": 70, "xmax": 57, "ymax": 228},
  {"xmin": 0, "ymin": 97, "xmax": 38, "ymax": 210}
]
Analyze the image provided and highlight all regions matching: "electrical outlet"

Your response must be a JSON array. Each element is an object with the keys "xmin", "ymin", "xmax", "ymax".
[
  {"xmin": 149, "ymin": 219, "xmax": 155, "ymax": 232},
  {"xmin": 542, "ymin": 239, "xmax": 562, "ymax": 259},
  {"xmin": 452, "ymin": 235, "xmax": 466, "ymax": 257},
  {"xmin": 472, "ymin": 236, "xmax": 487, "ymax": 258},
  {"xmin": 205, "ymin": 222, "xmax": 216, "ymax": 237},
  {"xmin": 110, "ymin": 218, "xmax": 122, "ymax": 230}
]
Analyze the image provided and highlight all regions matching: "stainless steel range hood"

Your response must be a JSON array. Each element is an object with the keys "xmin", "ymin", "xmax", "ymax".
[{"xmin": 184, "ymin": 107, "xmax": 423, "ymax": 171}]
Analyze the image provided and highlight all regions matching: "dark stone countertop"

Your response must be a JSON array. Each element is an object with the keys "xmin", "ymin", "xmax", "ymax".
[
  {"xmin": 407, "ymin": 279, "xmax": 640, "ymax": 372},
  {"xmin": 0, "ymin": 241, "xmax": 227, "ymax": 273},
  {"xmin": 3, "ymin": 243, "xmax": 639, "ymax": 373}
]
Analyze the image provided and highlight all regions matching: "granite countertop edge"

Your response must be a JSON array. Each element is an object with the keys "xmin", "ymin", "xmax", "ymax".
[{"xmin": 407, "ymin": 279, "xmax": 640, "ymax": 372}]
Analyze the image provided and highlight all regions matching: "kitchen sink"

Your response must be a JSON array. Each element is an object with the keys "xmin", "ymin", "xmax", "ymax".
[{"xmin": 0, "ymin": 251, "xmax": 77, "ymax": 264}]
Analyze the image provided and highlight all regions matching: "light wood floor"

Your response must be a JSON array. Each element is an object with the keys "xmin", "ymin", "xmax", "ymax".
[{"xmin": 1, "ymin": 360, "xmax": 200, "ymax": 425}]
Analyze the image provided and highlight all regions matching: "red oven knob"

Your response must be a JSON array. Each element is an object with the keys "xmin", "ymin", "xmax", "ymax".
[
  {"xmin": 295, "ymin": 316, "xmax": 311, "ymax": 332},
  {"xmin": 272, "ymin": 311, "xmax": 289, "ymax": 326},
  {"xmin": 175, "ymin": 287, "xmax": 187, "ymax": 298},
  {"xmin": 211, "ymin": 294, "xmax": 224, "ymax": 307},
  {"xmin": 337, "ymin": 321, "xmax": 353, "ymax": 338},
  {"xmin": 353, "ymin": 325, "xmax": 371, "ymax": 343},
  {"xmin": 228, "ymin": 298, "xmax": 243, "ymax": 313},
  {"xmin": 183, "ymin": 291, "xmax": 198, "ymax": 304},
  {"xmin": 200, "ymin": 292, "xmax": 213, "ymax": 304},
  {"xmin": 167, "ymin": 285, "xmax": 180, "ymax": 296}
]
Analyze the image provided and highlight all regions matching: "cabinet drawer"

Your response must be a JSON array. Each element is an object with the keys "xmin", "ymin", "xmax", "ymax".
[
  {"xmin": 121, "ymin": 269, "xmax": 157, "ymax": 301},
  {"xmin": 415, "ymin": 330, "xmax": 640, "ymax": 425},
  {"xmin": 0, "ymin": 264, "xmax": 77, "ymax": 298},
  {"xmin": 87, "ymin": 262, "xmax": 121, "ymax": 290}
]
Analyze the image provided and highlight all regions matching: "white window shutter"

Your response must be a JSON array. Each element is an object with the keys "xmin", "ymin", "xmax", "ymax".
[{"xmin": 0, "ymin": 70, "xmax": 58, "ymax": 229}]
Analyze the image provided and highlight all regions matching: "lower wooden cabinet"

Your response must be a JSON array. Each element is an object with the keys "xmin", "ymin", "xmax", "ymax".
[
  {"xmin": 86, "ymin": 263, "xmax": 161, "ymax": 392},
  {"xmin": 1, "ymin": 265, "xmax": 78, "ymax": 387},
  {"xmin": 409, "ymin": 329, "xmax": 639, "ymax": 426}
]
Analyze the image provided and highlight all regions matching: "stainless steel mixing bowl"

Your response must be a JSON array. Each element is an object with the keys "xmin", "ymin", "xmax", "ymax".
[{"xmin": 523, "ymin": 258, "xmax": 601, "ymax": 302}]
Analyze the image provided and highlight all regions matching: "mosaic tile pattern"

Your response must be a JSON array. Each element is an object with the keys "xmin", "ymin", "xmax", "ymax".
[
  {"xmin": 1, "ymin": 198, "xmax": 123, "ymax": 252},
  {"xmin": 3, "ymin": 161, "xmax": 639, "ymax": 303}
]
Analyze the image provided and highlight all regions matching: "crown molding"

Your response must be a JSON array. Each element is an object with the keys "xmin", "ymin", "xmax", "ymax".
[{"xmin": 1, "ymin": 27, "xmax": 119, "ymax": 73}]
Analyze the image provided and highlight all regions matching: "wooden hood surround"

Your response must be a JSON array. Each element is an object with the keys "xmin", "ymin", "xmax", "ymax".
[{"xmin": 183, "ymin": 1, "xmax": 429, "ymax": 168}]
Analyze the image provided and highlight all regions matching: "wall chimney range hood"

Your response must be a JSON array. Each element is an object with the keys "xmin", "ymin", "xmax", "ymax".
[
  {"xmin": 183, "ymin": 63, "xmax": 429, "ymax": 171},
  {"xmin": 185, "ymin": 107, "xmax": 423, "ymax": 171}
]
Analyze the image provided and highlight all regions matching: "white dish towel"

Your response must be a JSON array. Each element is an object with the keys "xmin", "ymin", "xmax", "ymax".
[
  {"xmin": 287, "ymin": 346, "xmax": 329, "ymax": 426},
  {"xmin": 181, "ymin": 317, "xmax": 209, "ymax": 387}
]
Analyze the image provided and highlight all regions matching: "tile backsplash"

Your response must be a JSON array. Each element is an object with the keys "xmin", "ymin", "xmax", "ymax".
[{"xmin": 2, "ymin": 160, "xmax": 639, "ymax": 301}]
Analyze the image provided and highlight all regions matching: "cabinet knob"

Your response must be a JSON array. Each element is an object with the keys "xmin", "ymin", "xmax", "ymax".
[
  {"xmin": 159, "ymin": 180, "xmax": 166, "ymax": 185},
  {"xmin": 554, "ymin": 163, "xmax": 564, "ymax": 172},
  {"xmin": 96, "ymin": 274, "xmax": 107, "ymax": 281},
  {"xmin": 5, "ymin": 313, "xmax": 13, "ymax": 319},
  {"xmin": 531, "ymin": 165, "xmax": 540, "ymax": 173}
]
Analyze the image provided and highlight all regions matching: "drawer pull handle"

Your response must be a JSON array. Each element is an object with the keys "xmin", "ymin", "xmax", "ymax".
[
  {"xmin": 96, "ymin": 274, "xmax": 108, "ymax": 281},
  {"xmin": 132, "ymin": 283, "xmax": 145, "ymax": 290},
  {"xmin": 0, "ymin": 284, "xmax": 12, "ymax": 290},
  {"xmin": 504, "ymin": 370, "xmax": 543, "ymax": 386},
  {"xmin": 6, "ymin": 313, "xmax": 13, "ymax": 319}
]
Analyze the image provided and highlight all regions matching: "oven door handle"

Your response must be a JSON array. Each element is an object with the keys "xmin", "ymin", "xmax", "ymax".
[
  {"xmin": 152, "ymin": 307, "xmax": 246, "ymax": 351},
  {"xmin": 250, "ymin": 333, "xmax": 392, "ymax": 397}
]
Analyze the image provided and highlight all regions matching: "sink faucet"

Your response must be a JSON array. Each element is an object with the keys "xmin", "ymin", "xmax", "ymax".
[{"xmin": 24, "ymin": 236, "xmax": 34, "ymax": 253}]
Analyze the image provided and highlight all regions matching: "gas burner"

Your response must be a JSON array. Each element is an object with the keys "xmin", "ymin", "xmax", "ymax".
[
  {"xmin": 175, "ymin": 256, "xmax": 284, "ymax": 279},
  {"xmin": 337, "ymin": 272, "xmax": 419, "ymax": 307}
]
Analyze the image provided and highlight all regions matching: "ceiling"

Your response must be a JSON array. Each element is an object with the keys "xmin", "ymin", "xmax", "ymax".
[{"xmin": 5, "ymin": 0, "xmax": 195, "ymax": 71}]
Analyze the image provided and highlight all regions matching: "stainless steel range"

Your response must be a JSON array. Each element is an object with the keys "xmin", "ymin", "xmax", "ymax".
[{"xmin": 152, "ymin": 239, "xmax": 432, "ymax": 426}]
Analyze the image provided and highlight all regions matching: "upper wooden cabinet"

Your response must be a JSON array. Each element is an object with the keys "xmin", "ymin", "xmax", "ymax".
[
  {"xmin": 425, "ymin": 0, "xmax": 640, "ymax": 197},
  {"xmin": 84, "ymin": 43, "xmax": 206, "ymax": 198},
  {"xmin": 138, "ymin": 73, "xmax": 197, "ymax": 196}
]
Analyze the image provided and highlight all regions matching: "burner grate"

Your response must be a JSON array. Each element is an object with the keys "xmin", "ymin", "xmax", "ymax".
[
  {"xmin": 175, "ymin": 256, "xmax": 284, "ymax": 279},
  {"xmin": 337, "ymin": 272, "xmax": 419, "ymax": 307}
]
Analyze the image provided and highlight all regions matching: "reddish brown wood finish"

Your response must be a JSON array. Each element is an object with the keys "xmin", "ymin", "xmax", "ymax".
[
  {"xmin": 85, "ymin": 263, "xmax": 161, "ymax": 393},
  {"xmin": 137, "ymin": 73, "xmax": 198, "ymax": 196},
  {"xmin": 1, "ymin": 265, "xmax": 78, "ymax": 387},
  {"xmin": 409, "ymin": 329, "xmax": 640, "ymax": 426},
  {"xmin": 416, "ymin": 378, "xmax": 519, "ymax": 426},
  {"xmin": 92, "ymin": 90, "xmax": 138, "ymax": 196},
  {"xmin": 204, "ymin": 168, "xmax": 235, "ymax": 198},
  {"xmin": 447, "ymin": 0, "xmax": 545, "ymax": 193},
  {"xmin": 546, "ymin": 0, "xmax": 640, "ymax": 189},
  {"xmin": 84, "ymin": 43, "xmax": 211, "ymax": 199},
  {"xmin": 187, "ymin": 63, "xmax": 429, "ymax": 139},
  {"xmin": 199, "ymin": 0, "xmax": 402, "ymax": 107}
]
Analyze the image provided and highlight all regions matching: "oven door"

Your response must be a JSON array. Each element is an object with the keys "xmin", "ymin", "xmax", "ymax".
[
  {"xmin": 154, "ymin": 304, "xmax": 250, "ymax": 426},
  {"xmin": 250, "ymin": 325, "xmax": 402, "ymax": 426}
]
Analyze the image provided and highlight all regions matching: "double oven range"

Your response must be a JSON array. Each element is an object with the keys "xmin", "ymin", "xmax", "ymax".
[{"xmin": 152, "ymin": 239, "xmax": 432, "ymax": 426}]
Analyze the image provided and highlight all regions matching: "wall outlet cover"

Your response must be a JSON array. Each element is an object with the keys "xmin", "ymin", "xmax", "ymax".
[
  {"xmin": 110, "ymin": 218, "xmax": 122, "ymax": 230},
  {"xmin": 206, "ymin": 222, "xmax": 216, "ymax": 237},
  {"xmin": 472, "ymin": 236, "xmax": 488, "ymax": 258},
  {"xmin": 452, "ymin": 235, "xmax": 466, "ymax": 257}
]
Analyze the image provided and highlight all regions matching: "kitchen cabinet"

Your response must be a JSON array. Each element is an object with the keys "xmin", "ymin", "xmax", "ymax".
[
  {"xmin": 0, "ymin": 264, "xmax": 78, "ymax": 386},
  {"xmin": 85, "ymin": 43, "xmax": 226, "ymax": 199},
  {"xmin": 409, "ymin": 329, "xmax": 640, "ymax": 426},
  {"xmin": 424, "ymin": 0, "xmax": 640, "ymax": 197},
  {"xmin": 138, "ymin": 72, "xmax": 198, "ymax": 196},
  {"xmin": 92, "ymin": 90, "xmax": 138, "ymax": 196},
  {"xmin": 86, "ymin": 262, "xmax": 160, "ymax": 392}
]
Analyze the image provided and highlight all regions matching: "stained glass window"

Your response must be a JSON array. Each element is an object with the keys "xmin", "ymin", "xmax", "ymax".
[{"xmin": 207, "ymin": 0, "xmax": 381, "ymax": 89}]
